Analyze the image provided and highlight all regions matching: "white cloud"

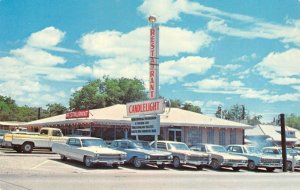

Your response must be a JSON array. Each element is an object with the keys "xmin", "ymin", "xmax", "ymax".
[
  {"xmin": 138, "ymin": 0, "xmax": 254, "ymax": 24},
  {"xmin": 256, "ymin": 49, "xmax": 300, "ymax": 85},
  {"xmin": 232, "ymin": 53, "xmax": 257, "ymax": 62},
  {"xmin": 11, "ymin": 47, "xmax": 66, "ymax": 66},
  {"xmin": 79, "ymin": 26, "xmax": 212, "ymax": 59},
  {"xmin": 160, "ymin": 56, "xmax": 214, "ymax": 84},
  {"xmin": 27, "ymin": 26, "xmax": 65, "ymax": 48},
  {"xmin": 184, "ymin": 78, "xmax": 244, "ymax": 91},
  {"xmin": 184, "ymin": 78, "xmax": 300, "ymax": 103},
  {"xmin": 139, "ymin": 1, "xmax": 300, "ymax": 46},
  {"xmin": 208, "ymin": 19, "xmax": 300, "ymax": 47}
]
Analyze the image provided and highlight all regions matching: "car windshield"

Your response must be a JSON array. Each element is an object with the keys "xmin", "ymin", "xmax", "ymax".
[
  {"xmin": 169, "ymin": 143, "xmax": 189, "ymax": 150},
  {"xmin": 208, "ymin": 145, "xmax": 226, "ymax": 153},
  {"xmin": 246, "ymin": 146, "xmax": 261, "ymax": 154},
  {"xmin": 81, "ymin": 139, "xmax": 107, "ymax": 147},
  {"xmin": 286, "ymin": 148, "xmax": 296, "ymax": 155},
  {"xmin": 133, "ymin": 141, "xmax": 151, "ymax": 150}
]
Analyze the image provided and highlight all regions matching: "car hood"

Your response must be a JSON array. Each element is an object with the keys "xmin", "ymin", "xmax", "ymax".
[
  {"xmin": 213, "ymin": 152, "xmax": 247, "ymax": 160},
  {"xmin": 80, "ymin": 147, "xmax": 126, "ymax": 155},
  {"xmin": 172, "ymin": 149, "xmax": 209, "ymax": 157},
  {"xmin": 125, "ymin": 148, "xmax": 171, "ymax": 156}
]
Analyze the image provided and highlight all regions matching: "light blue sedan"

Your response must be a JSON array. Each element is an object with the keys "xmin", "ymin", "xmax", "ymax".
[{"xmin": 111, "ymin": 139, "xmax": 173, "ymax": 169}]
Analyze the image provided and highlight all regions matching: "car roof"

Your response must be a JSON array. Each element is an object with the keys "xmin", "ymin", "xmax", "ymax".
[
  {"xmin": 68, "ymin": 137, "xmax": 103, "ymax": 140},
  {"xmin": 156, "ymin": 140, "xmax": 185, "ymax": 144}
]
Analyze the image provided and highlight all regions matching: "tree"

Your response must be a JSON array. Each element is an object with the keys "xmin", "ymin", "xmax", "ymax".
[
  {"xmin": 286, "ymin": 114, "xmax": 300, "ymax": 130},
  {"xmin": 247, "ymin": 115, "xmax": 262, "ymax": 125},
  {"xmin": 69, "ymin": 77, "xmax": 147, "ymax": 110},
  {"xmin": 169, "ymin": 99, "xmax": 182, "ymax": 108},
  {"xmin": 182, "ymin": 103, "xmax": 202, "ymax": 113},
  {"xmin": 0, "ymin": 95, "xmax": 17, "ymax": 121},
  {"xmin": 215, "ymin": 106, "xmax": 222, "ymax": 118},
  {"xmin": 46, "ymin": 103, "xmax": 68, "ymax": 116},
  {"xmin": 222, "ymin": 104, "xmax": 247, "ymax": 121}
]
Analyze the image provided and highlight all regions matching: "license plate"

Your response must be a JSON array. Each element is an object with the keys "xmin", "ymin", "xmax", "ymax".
[{"xmin": 157, "ymin": 161, "xmax": 162, "ymax": 164}]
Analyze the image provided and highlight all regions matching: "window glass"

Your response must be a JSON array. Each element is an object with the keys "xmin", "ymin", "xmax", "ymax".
[
  {"xmin": 207, "ymin": 128, "xmax": 214, "ymax": 144},
  {"xmin": 40, "ymin": 129, "xmax": 48, "ymax": 135},
  {"xmin": 52, "ymin": 130, "xmax": 62, "ymax": 137}
]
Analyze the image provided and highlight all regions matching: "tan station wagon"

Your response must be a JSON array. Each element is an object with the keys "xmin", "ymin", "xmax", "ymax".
[{"xmin": 150, "ymin": 141, "xmax": 211, "ymax": 170}]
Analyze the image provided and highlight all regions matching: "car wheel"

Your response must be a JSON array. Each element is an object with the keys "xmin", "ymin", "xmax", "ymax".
[
  {"xmin": 173, "ymin": 157, "xmax": 181, "ymax": 169},
  {"xmin": 22, "ymin": 142, "xmax": 33, "ymax": 153},
  {"xmin": 287, "ymin": 161, "xmax": 292, "ymax": 171},
  {"xmin": 133, "ymin": 157, "xmax": 142, "ymax": 168},
  {"xmin": 84, "ymin": 156, "xmax": 93, "ymax": 168},
  {"xmin": 158, "ymin": 164, "xmax": 166, "ymax": 169},
  {"xmin": 266, "ymin": 168, "xmax": 275, "ymax": 172},
  {"xmin": 211, "ymin": 159, "xmax": 220, "ymax": 170},
  {"xmin": 232, "ymin": 167, "xmax": 240, "ymax": 171},
  {"xmin": 60, "ymin": 154, "xmax": 67, "ymax": 161},
  {"xmin": 112, "ymin": 164, "xmax": 119, "ymax": 169},
  {"xmin": 248, "ymin": 160, "xmax": 257, "ymax": 171},
  {"xmin": 197, "ymin": 165, "xmax": 203, "ymax": 170}
]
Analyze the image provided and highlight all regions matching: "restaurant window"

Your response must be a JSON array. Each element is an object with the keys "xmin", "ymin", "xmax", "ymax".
[
  {"xmin": 207, "ymin": 128, "xmax": 214, "ymax": 144},
  {"xmin": 219, "ymin": 128, "xmax": 226, "ymax": 145},
  {"xmin": 188, "ymin": 127, "xmax": 202, "ymax": 146},
  {"xmin": 230, "ymin": 128, "xmax": 237, "ymax": 144}
]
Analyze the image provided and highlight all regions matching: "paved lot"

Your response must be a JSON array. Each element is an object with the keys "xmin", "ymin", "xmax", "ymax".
[{"xmin": 1, "ymin": 148, "xmax": 300, "ymax": 190}]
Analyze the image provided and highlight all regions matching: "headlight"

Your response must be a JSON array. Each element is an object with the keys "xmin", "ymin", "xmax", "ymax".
[
  {"xmin": 168, "ymin": 155, "xmax": 173, "ymax": 160},
  {"xmin": 145, "ymin": 155, "xmax": 151, "ymax": 159},
  {"xmin": 121, "ymin": 154, "xmax": 126, "ymax": 158}
]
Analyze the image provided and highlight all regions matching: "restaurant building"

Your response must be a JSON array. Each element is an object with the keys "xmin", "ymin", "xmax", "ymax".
[{"xmin": 20, "ymin": 104, "xmax": 252, "ymax": 146}]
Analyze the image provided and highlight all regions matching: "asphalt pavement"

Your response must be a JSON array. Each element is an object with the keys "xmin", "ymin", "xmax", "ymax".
[{"xmin": 1, "ymin": 148, "xmax": 300, "ymax": 190}]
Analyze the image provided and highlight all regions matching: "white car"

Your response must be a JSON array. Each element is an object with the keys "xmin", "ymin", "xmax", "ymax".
[{"xmin": 52, "ymin": 137, "xmax": 127, "ymax": 168}]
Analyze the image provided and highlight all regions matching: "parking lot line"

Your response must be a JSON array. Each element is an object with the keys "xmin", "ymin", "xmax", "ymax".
[{"xmin": 30, "ymin": 160, "xmax": 49, "ymax": 170}]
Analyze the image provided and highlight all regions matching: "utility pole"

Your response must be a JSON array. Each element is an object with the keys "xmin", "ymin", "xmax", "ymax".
[{"xmin": 280, "ymin": 113, "xmax": 287, "ymax": 172}]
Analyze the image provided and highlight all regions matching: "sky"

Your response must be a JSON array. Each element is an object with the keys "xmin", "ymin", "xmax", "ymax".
[{"xmin": 0, "ymin": 0, "xmax": 300, "ymax": 123}]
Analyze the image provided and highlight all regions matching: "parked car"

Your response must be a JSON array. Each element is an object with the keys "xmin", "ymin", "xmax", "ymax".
[
  {"xmin": 262, "ymin": 147, "xmax": 300, "ymax": 171},
  {"xmin": 190, "ymin": 144, "xmax": 248, "ymax": 171},
  {"xmin": 3, "ymin": 127, "xmax": 67, "ymax": 153},
  {"xmin": 225, "ymin": 144, "xmax": 282, "ymax": 171},
  {"xmin": 52, "ymin": 137, "xmax": 127, "ymax": 168},
  {"xmin": 150, "ymin": 141, "xmax": 211, "ymax": 170},
  {"xmin": 111, "ymin": 139, "xmax": 172, "ymax": 169}
]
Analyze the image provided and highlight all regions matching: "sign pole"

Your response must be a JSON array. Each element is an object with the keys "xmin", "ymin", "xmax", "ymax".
[{"xmin": 148, "ymin": 15, "xmax": 159, "ymax": 151}]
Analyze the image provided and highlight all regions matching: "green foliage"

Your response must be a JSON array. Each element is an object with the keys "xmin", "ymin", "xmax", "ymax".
[
  {"xmin": 167, "ymin": 99, "xmax": 202, "ymax": 113},
  {"xmin": 46, "ymin": 103, "xmax": 68, "ymax": 116},
  {"xmin": 182, "ymin": 103, "xmax": 202, "ymax": 113},
  {"xmin": 217, "ymin": 104, "xmax": 262, "ymax": 125},
  {"xmin": 69, "ymin": 76, "xmax": 147, "ymax": 110},
  {"xmin": 286, "ymin": 114, "xmax": 300, "ymax": 130}
]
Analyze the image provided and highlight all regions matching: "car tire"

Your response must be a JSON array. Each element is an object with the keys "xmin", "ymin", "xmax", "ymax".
[
  {"xmin": 248, "ymin": 160, "xmax": 257, "ymax": 171},
  {"xmin": 287, "ymin": 161, "xmax": 292, "ymax": 171},
  {"xmin": 197, "ymin": 165, "xmax": 203, "ymax": 170},
  {"xmin": 232, "ymin": 167, "xmax": 240, "ymax": 171},
  {"xmin": 133, "ymin": 157, "xmax": 142, "ymax": 168},
  {"xmin": 211, "ymin": 159, "xmax": 220, "ymax": 170},
  {"xmin": 22, "ymin": 142, "xmax": 33, "ymax": 153},
  {"xmin": 112, "ymin": 164, "xmax": 119, "ymax": 169},
  {"xmin": 266, "ymin": 168, "xmax": 275, "ymax": 172},
  {"xmin": 60, "ymin": 154, "xmax": 67, "ymax": 161},
  {"xmin": 173, "ymin": 157, "xmax": 181, "ymax": 169},
  {"xmin": 158, "ymin": 164, "xmax": 166, "ymax": 169},
  {"xmin": 84, "ymin": 156, "xmax": 93, "ymax": 168}
]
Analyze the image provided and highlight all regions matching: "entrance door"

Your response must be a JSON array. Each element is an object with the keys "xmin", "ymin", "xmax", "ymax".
[{"xmin": 168, "ymin": 128, "xmax": 182, "ymax": 142}]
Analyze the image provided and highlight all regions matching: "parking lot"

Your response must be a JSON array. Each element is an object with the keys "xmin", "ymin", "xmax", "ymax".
[{"xmin": 1, "ymin": 148, "xmax": 300, "ymax": 190}]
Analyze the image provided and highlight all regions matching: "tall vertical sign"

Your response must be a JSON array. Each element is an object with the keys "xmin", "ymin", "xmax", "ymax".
[{"xmin": 149, "ymin": 22, "xmax": 159, "ymax": 99}]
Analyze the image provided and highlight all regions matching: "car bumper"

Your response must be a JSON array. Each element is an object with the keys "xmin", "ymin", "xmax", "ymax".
[
  {"xmin": 182, "ymin": 160, "xmax": 210, "ymax": 166},
  {"xmin": 91, "ymin": 159, "xmax": 126, "ymax": 165},
  {"xmin": 1, "ymin": 141, "xmax": 12, "ymax": 148},
  {"xmin": 257, "ymin": 163, "xmax": 282, "ymax": 168},
  {"xmin": 221, "ymin": 162, "xmax": 248, "ymax": 167},
  {"xmin": 142, "ymin": 159, "xmax": 173, "ymax": 165}
]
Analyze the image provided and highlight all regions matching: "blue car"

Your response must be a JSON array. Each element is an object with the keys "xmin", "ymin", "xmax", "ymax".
[{"xmin": 111, "ymin": 139, "xmax": 173, "ymax": 169}]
